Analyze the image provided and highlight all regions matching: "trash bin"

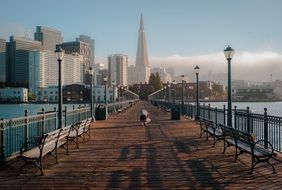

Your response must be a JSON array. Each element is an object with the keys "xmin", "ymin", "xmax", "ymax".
[
  {"xmin": 171, "ymin": 106, "xmax": 180, "ymax": 120},
  {"xmin": 95, "ymin": 105, "xmax": 107, "ymax": 120}
]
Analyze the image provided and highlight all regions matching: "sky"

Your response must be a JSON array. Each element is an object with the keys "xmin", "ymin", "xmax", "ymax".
[{"xmin": 1, "ymin": 0, "xmax": 282, "ymax": 82}]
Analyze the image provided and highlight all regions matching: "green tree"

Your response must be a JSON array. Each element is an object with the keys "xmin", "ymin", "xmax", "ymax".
[{"xmin": 155, "ymin": 72, "xmax": 162, "ymax": 90}]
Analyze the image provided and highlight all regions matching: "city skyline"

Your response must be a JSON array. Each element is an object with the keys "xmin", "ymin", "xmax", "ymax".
[{"xmin": 1, "ymin": 0, "xmax": 282, "ymax": 81}]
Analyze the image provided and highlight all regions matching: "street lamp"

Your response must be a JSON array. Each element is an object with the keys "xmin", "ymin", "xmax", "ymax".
[
  {"xmin": 89, "ymin": 67, "xmax": 94, "ymax": 120},
  {"xmin": 112, "ymin": 80, "xmax": 116, "ymax": 112},
  {"xmin": 104, "ymin": 76, "xmax": 108, "ymax": 106},
  {"xmin": 164, "ymin": 86, "xmax": 167, "ymax": 102},
  {"xmin": 181, "ymin": 75, "xmax": 185, "ymax": 109},
  {"xmin": 55, "ymin": 46, "xmax": 64, "ymax": 129},
  {"xmin": 172, "ymin": 80, "xmax": 176, "ymax": 104},
  {"xmin": 194, "ymin": 65, "xmax": 200, "ymax": 120},
  {"xmin": 224, "ymin": 45, "xmax": 235, "ymax": 127},
  {"xmin": 167, "ymin": 83, "xmax": 171, "ymax": 103}
]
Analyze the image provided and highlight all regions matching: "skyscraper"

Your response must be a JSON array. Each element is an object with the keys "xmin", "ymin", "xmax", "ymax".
[
  {"xmin": 108, "ymin": 54, "xmax": 128, "ymax": 86},
  {"xmin": 7, "ymin": 36, "xmax": 42, "ymax": 83},
  {"xmin": 58, "ymin": 41, "xmax": 91, "ymax": 84},
  {"xmin": 0, "ymin": 39, "xmax": 6, "ymax": 82},
  {"xmin": 34, "ymin": 26, "xmax": 63, "ymax": 51},
  {"xmin": 135, "ymin": 14, "xmax": 150, "ymax": 83},
  {"xmin": 76, "ymin": 35, "xmax": 95, "ymax": 66}
]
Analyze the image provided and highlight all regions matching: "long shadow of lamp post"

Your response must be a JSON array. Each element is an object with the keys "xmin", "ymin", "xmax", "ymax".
[
  {"xmin": 89, "ymin": 67, "xmax": 94, "ymax": 120},
  {"xmin": 224, "ymin": 45, "xmax": 235, "ymax": 127},
  {"xmin": 55, "ymin": 47, "xmax": 64, "ymax": 129},
  {"xmin": 194, "ymin": 65, "xmax": 200, "ymax": 120}
]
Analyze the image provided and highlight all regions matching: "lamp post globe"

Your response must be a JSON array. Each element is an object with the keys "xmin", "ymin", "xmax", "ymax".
[
  {"xmin": 194, "ymin": 65, "xmax": 200, "ymax": 120},
  {"xmin": 224, "ymin": 45, "xmax": 235, "ymax": 127},
  {"xmin": 55, "ymin": 46, "xmax": 64, "ymax": 129}
]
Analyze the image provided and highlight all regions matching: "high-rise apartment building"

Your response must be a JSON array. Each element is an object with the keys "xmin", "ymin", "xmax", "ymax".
[
  {"xmin": 76, "ymin": 35, "xmax": 94, "ymax": 66},
  {"xmin": 108, "ymin": 54, "xmax": 128, "ymax": 86},
  {"xmin": 0, "ymin": 39, "xmax": 6, "ymax": 82},
  {"xmin": 7, "ymin": 36, "xmax": 42, "ymax": 83},
  {"xmin": 29, "ymin": 50, "xmax": 84, "ymax": 95},
  {"xmin": 135, "ymin": 14, "xmax": 150, "ymax": 83},
  {"xmin": 58, "ymin": 41, "xmax": 91, "ymax": 83},
  {"xmin": 34, "ymin": 26, "xmax": 63, "ymax": 51}
]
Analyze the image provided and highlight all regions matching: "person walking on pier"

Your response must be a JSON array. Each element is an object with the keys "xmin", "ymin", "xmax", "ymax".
[{"xmin": 140, "ymin": 109, "xmax": 151, "ymax": 126}]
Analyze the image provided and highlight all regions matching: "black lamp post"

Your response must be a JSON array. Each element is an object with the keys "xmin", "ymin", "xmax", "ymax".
[
  {"xmin": 164, "ymin": 86, "xmax": 166, "ymax": 102},
  {"xmin": 172, "ymin": 80, "xmax": 176, "ymax": 104},
  {"xmin": 55, "ymin": 47, "xmax": 64, "ymax": 129},
  {"xmin": 167, "ymin": 83, "xmax": 171, "ymax": 103},
  {"xmin": 104, "ymin": 76, "xmax": 108, "ymax": 106},
  {"xmin": 181, "ymin": 75, "xmax": 185, "ymax": 109},
  {"xmin": 89, "ymin": 67, "xmax": 94, "ymax": 119},
  {"xmin": 112, "ymin": 80, "xmax": 116, "ymax": 112},
  {"xmin": 224, "ymin": 45, "xmax": 235, "ymax": 127},
  {"xmin": 194, "ymin": 65, "xmax": 200, "ymax": 120}
]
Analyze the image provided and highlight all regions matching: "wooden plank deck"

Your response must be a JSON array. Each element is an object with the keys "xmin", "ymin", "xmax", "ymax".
[{"xmin": 0, "ymin": 101, "xmax": 282, "ymax": 189}]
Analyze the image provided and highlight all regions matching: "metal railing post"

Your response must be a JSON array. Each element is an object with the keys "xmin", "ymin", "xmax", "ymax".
[
  {"xmin": 64, "ymin": 106, "xmax": 67, "ymax": 127},
  {"xmin": 73, "ymin": 105, "xmax": 75, "ymax": 125},
  {"xmin": 247, "ymin": 106, "xmax": 250, "ymax": 133},
  {"xmin": 0, "ymin": 119, "xmax": 4, "ymax": 162},
  {"xmin": 208, "ymin": 104, "xmax": 211, "ymax": 121},
  {"xmin": 41, "ymin": 108, "xmax": 45, "ymax": 135},
  {"xmin": 215, "ymin": 107, "xmax": 218, "ymax": 125},
  {"xmin": 234, "ymin": 106, "xmax": 237, "ymax": 129},
  {"xmin": 24, "ymin": 110, "xmax": 28, "ymax": 149},
  {"xmin": 54, "ymin": 107, "xmax": 57, "ymax": 129},
  {"xmin": 223, "ymin": 105, "xmax": 226, "ymax": 125},
  {"xmin": 264, "ymin": 108, "xmax": 268, "ymax": 148}
]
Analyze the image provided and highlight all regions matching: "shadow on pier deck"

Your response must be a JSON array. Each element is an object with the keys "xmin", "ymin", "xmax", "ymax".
[{"xmin": 0, "ymin": 101, "xmax": 282, "ymax": 189}]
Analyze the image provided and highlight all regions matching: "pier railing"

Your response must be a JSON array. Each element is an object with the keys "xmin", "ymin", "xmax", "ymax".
[
  {"xmin": 152, "ymin": 99, "xmax": 282, "ymax": 152},
  {"xmin": 0, "ymin": 99, "xmax": 138, "ymax": 162}
]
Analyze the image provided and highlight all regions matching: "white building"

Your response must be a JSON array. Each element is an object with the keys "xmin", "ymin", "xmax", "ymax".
[
  {"xmin": 108, "ymin": 54, "xmax": 128, "ymax": 86},
  {"xmin": 36, "ymin": 86, "xmax": 58, "ymax": 102},
  {"xmin": 93, "ymin": 86, "xmax": 117, "ymax": 103},
  {"xmin": 0, "ymin": 88, "xmax": 28, "ymax": 102},
  {"xmin": 29, "ymin": 50, "xmax": 84, "ymax": 95}
]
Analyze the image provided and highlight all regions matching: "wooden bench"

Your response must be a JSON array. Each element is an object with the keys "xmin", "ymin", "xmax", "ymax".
[
  {"xmin": 198, "ymin": 117, "xmax": 224, "ymax": 146},
  {"xmin": 17, "ymin": 126, "xmax": 71, "ymax": 175},
  {"xmin": 220, "ymin": 124, "xmax": 277, "ymax": 174}
]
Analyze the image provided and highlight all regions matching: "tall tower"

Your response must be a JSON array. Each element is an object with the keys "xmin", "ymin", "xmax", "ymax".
[{"xmin": 135, "ymin": 14, "xmax": 150, "ymax": 83}]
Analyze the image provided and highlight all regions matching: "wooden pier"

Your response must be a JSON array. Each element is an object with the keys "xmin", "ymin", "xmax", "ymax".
[{"xmin": 0, "ymin": 101, "xmax": 282, "ymax": 189}]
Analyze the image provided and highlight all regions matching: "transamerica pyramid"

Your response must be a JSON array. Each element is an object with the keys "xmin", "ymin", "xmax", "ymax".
[{"xmin": 135, "ymin": 13, "xmax": 151, "ymax": 83}]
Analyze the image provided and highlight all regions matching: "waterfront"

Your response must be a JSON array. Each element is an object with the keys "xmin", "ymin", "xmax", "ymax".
[
  {"xmin": 1, "ymin": 101, "xmax": 282, "ymax": 119},
  {"xmin": 0, "ymin": 103, "xmax": 88, "ymax": 119},
  {"xmin": 207, "ymin": 101, "xmax": 282, "ymax": 117}
]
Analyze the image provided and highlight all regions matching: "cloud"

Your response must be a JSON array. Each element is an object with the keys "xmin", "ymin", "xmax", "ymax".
[
  {"xmin": 149, "ymin": 51, "xmax": 282, "ymax": 82},
  {"xmin": 0, "ymin": 23, "xmax": 33, "ymax": 40}
]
